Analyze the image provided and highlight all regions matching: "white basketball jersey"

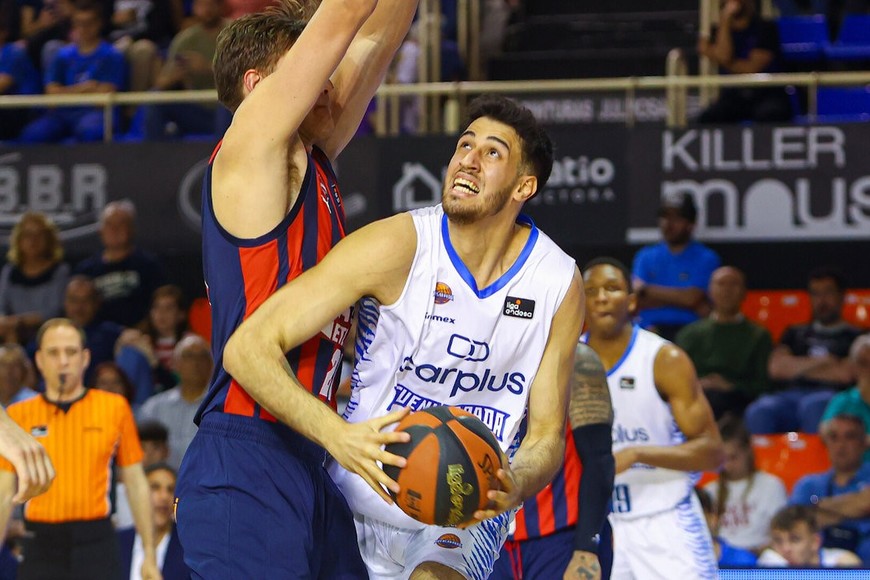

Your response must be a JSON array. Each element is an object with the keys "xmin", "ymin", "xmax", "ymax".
[
  {"xmin": 606, "ymin": 327, "xmax": 697, "ymax": 520},
  {"xmin": 327, "ymin": 204, "xmax": 575, "ymax": 530}
]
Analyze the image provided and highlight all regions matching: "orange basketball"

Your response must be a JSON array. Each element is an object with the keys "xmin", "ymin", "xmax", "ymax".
[{"xmin": 384, "ymin": 406, "xmax": 503, "ymax": 527}]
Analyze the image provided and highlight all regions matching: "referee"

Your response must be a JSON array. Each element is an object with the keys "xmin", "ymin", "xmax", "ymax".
[{"xmin": 0, "ymin": 319, "xmax": 161, "ymax": 580}]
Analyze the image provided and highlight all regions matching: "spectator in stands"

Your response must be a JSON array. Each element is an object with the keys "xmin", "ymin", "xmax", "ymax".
[
  {"xmin": 117, "ymin": 463, "xmax": 190, "ymax": 580},
  {"xmin": 822, "ymin": 334, "xmax": 870, "ymax": 462},
  {"xmin": 631, "ymin": 191, "xmax": 721, "ymax": 341},
  {"xmin": 91, "ymin": 360, "xmax": 137, "ymax": 406},
  {"xmin": 0, "ymin": 212, "xmax": 69, "ymax": 345},
  {"xmin": 758, "ymin": 505, "xmax": 862, "ymax": 566},
  {"xmin": 75, "ymin": 200, "xmax": 166, "ymax": 329},
  {"xmin": 704, "ymin": 416, "xmax": 788, "ymax": 553},
  {"xmin": 144, "ymin": 285, "xmax": 192, "ymax": 392},
  {"xmin": 137, "ymin": 335, "xmax": 210, "ymax": 470},
  {"xmin": 142, "ymin": 0, "xmax": 228, "ymax": 140},
  {"xmin": 0, "ymin": 9, "xmax": 41, "ymax": 141},
  {"xmin": 63, "ymin": 275, "xmax": 123, "ymax": 383},
  {"xmin": 0, "ymin": 345, "xmax": 37, "ymax": 408},
  {"xmin": 696, "ymin": 486, "xmax": 759, "ymax": 567},
  {"xmin": 677, "ymin": 266, "xmax": 773, "ymax": 420},
  {"xmin": 744, "ymin": 266, "xmax": 862, "ymax": 434},
  {"xmin": 696, "ymin": 0, "xmax": 793, "ymax": 124},
  {"xmin": 110, "ymin": 0, "xmax": 182, "ymax": 96},
  {"xmin": 113, "ymin": 420, "xmax": 170, "ymax": 531},
  {"xmin": 23, "ymin": 0, "xmax": 73, "ymax": 72},
  {"xmin": 19, "ymin": 0, "xmax": 127, "ymax": 143},
  {"xmin": 790, "ymin": 413, "xmax": 870, "ymax": 562}
]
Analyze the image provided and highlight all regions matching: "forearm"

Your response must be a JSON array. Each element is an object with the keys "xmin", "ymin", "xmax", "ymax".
[
  {"xmin": 818, "ymin": 490, "xmax": 870, "ymax": 520},
  {"xmin": 510, "ymin": 433, "xmax": 565, "ymax": 500},
  {"xmin": 125, "ymin": 468, "xmax": 157, "ymax": 558},
  {"xmin": 710, "ymin": 22, "xmax": 734, "ymax": 64},
  {"xmin": 802, "ymin": 360, "xmax": 855, "ymax": 384},
  {"xmin": 0, "ymin": 472, "xmax": 14, "ymax": 543},
  {"xmin": 633, "ymin": 435, "xmax": 722, "ymax": 472},
  {"xmin": 768, "ymin": 354, "xmax": 828, "ymax": 380},
  {"xmin": 573, "ymin": 423, "xmax": 614, "ymax": 553},
  {"xmin": 641, "ymin": 285, "xmax": 705, "ymax": 309}
]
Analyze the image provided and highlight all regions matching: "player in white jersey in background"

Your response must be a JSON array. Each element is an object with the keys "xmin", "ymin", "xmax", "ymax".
[
  {"xmin": 582, "ymin": 257, "xmax": 724, "ymax": 580},
  {"xmin": 222, "ymin": 95, "xmax": 585, "ymax": 580}
]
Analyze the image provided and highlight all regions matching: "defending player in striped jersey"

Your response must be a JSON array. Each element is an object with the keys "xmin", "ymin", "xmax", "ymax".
[
  {"xmin": 582, "ymin": 257, "xmax": 724, "ymax": 580},
  {"xmin": 223, "ymin": 95, "xmax": 585, "ymax": 579},
  {"xmin": 492, "ymin": 343, "xmax": 615, "ymax": 580}
]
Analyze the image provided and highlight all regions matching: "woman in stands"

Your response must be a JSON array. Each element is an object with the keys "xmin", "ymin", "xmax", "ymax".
[
  {"xmin": 703, "ymin": 416, "xmax": 789, "ymax": 554},
  {"xmin": 144, "ymin": 284, "xmax": 192, "ymax": 391},
  {"xmin": 0, "ymin": 212, "xmax": 69, "ymax": 345}
]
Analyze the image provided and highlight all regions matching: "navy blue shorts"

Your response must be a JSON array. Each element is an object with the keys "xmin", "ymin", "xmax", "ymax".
[
  {"xmin": 175, "ymin": 413, "xmax": 367, "ymax": 579},
  {"xmin": 490, "ymin": 521, "xmax": 613, "ymax": 580}
]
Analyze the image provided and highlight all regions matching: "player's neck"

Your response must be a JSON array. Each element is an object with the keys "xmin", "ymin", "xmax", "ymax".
[
  {"xmin": 447, "ymin": 217, "xmax": 529, "ymax": 290},
  {"xmin": 588, "ymin": 324, "xmax": 634, "ymax": 371}
]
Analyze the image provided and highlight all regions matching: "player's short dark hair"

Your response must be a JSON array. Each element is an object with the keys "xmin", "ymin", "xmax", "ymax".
[
  {"xmin": 144, "ymin": 461, "xmax": 177, "ymax": 479},
  {"xmin": 770, "ymin": 505, "xmax": 818, "ymax": 534},
  {"xmin": 582, "ymin": 257, "xmax": 633, "ymax": 294},
  {"xmin": 808, "ymin": 266, "xmax": 847, "ymax": 294},
  {"xmin": 138, "ymin": 420, "xmax": 169, "ymax": 444},
  {"xmin": 466, "ymin": 95, "xmax": 554, "ymax": 186}
]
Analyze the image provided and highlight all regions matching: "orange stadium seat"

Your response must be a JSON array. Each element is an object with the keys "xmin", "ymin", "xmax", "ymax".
[
  {"xmin": 843, "ymin": 289, "xmax": 870, "ymax": 329},
  {"xmin": 742, "ymin": 290, "xmax": 811, "ymax": 342},
  {"xmin": 751, "ymin": 432, "xmax": 831, "ymax": 493},
  {"xmin": 188, "ymin": 297, "xmax": 212, "ymax": 344}
]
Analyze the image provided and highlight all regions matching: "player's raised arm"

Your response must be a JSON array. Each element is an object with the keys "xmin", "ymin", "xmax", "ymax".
[
  {"xmin": 476, "ymin": 267, "xmax": 586, "ymax": 521},
  {"xmin": 317, "ymin": 0, "xmax": 420, "ymax": 159},
  {"xmin": 615, "ymin": 344, "xmax": 723, "ymax": 474},
  {"xmin": 564, "ymin": 343, "xmax": 614, "ymax": 580},
  {"xmin": 223, "ymin": 213, "xmax": 417, "ymax": 500}
]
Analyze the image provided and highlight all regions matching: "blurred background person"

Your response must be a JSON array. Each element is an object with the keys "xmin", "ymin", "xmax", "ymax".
[
  {"xmin": 0, "ymin": 212, "xmax": 69, "ymax": 345},
  {"xmin": 0, "ymin": 345, "xmax": 37, "ymax": 409},
  {"xmin": 696, "ymin": 486, "xmax": 758, "ymax": 568},
  {"xmin": 758, "ymin": 505, "xmax": 861, "ymax": 567},
  {"xmin": 821, "ymin": 334, "xmax": 870, "ymax": 462}
]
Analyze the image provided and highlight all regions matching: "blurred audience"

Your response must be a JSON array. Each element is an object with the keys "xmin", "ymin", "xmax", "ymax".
[
  {"xmin": 677, "ymin": 266, "xmax": 773, "ymax": 420},
  {"xmin": 23, "ymin": 0, "xmax": 73, "ymax": 73},
  {"xmin": 117, "ymin": 463, "xmax": 190, "ymax": 579},
  {"xmin": 63, "ymin": 274, "xmax": 123, "ymax": 382},
  {"xmin": 790, "ymin": 413, "xmax": 870, "ymax": 562},
  {"xmin": 821, "ymin": 334, "xmax": 870, "ymax": 461},
  {"xmin": 113, "ymin": 419, "xmax": 169, "ymax": 530},
  {"xmin": 704, "ymin": 417, "xmax": 788, "ymax": 553},
  {"xmin": 696, "ymin": 0, "xmax": 793, "ymax": 124},
  {"xmin": 0, "ymin": 212, "xmax": 69, "ymax": 345},
  {"xmin": 745, "ymin": 267, "xmax": 862, "ymax": 434},
  {"xmin": 92, "ymin": 360, "xmax": 137, "ymax": 406},
  {"xmin": 758, "ymin": 505, "xmax": 861, "ymax": 566},
  {"xmin": 697, "ymin": 486, "xmax": 759, "ymax": 567},
  {"xmin": 143, "ymin": 285, "xmax": 192, "ymax": 392},
  {"xmin": 19, "ymin": 0, "xmax": 126, "ymax": 143},
  {"xmin": 0, "ymin": 10, "xmax": 41, "ymax": 141},
  {"xmin": 631, "ymin": 191, "xmax": 721, "ymax": 341},
  {"xmin": 137, "ymin": 335, "xmax": 210, "ymax": 470},
  {"xmin": 75, "ymin": 200, "xmax": 166, "ymax": 329},
  {"xmin": 0, "ymin": 345, "xmax": 37, "ymax": 408}
]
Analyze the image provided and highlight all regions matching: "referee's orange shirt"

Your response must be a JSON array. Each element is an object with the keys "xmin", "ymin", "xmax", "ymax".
[{"xmin": 0, "ymin": 388, "xmax": 143, "ymax": 523}]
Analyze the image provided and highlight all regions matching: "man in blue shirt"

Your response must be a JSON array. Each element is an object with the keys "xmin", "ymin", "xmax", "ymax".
[
  {"xmin": 791, "ymin": 414, "xmax": 870, "ymax": 563},
  {"xmin": 632, "ymin": 191, "xmax": 721, "ymax": 341},
  {"xmin": 0, "ymin": 11, "xmax": 41, "ymax": 141},
  {"xmin": 19, "ymin": 0, "xmax": 125, "ymax": 143}
]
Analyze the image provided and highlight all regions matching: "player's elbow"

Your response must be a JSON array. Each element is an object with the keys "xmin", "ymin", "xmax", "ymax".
[{"xmin": 223, "ymin": 327, "xmax": 251, "ymax": 381}]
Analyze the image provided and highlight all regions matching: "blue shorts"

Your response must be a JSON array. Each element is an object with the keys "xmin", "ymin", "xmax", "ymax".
[
  {"xmin": 490, "ymin": 521, "xmax": 613, "ymax": 580},
  {"xmin": 175, "ymin": 412, "xmax": 367, "ymax": 579}
]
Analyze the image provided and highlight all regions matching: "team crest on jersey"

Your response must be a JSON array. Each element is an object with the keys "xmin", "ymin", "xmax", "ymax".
[
  {"xmin": 503, "ymin": 296, "xmax": 535, "ymax": 320},
  {"xmin": 435, "ymin": 533, "xmax": 462, "ymax": 549},
  {"xmin": 619, "ymin": 377, "xmax": 635, "ymax": 390},
  {"xmin": 30, "ymin": 425, "xmax": 48, "ymax": 437},
  {"xmin": 433, "ymin": 282, "xmax": 454, "ymax": 305}
]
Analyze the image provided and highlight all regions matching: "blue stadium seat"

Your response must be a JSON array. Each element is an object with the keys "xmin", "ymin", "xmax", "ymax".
[
  {"xmin": 777, "ymin": 15, "xmax": 829, "ymax": 61},
  {"xmin": 825, "ymin": 14, "xmax": 870, "ymax": 60},
  {"xmin": 816, "ymin": 86, "xmax": 870, "ymax": 122}
]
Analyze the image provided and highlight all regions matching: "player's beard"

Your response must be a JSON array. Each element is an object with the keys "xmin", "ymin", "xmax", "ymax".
[{"xmin": 441, "ymin": 178, "xmax": 516, "ymax": 225}]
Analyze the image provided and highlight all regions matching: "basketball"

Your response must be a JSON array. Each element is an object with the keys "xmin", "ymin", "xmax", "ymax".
[{"xmin": 384, "ymin": 405, "xmax": 504, "ymax": 527}]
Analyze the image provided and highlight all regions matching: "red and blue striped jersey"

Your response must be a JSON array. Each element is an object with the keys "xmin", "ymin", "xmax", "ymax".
[
  {"xmin": 512, "ymin": 425, "xmax": 583, "ymax": 541},
  {"xmin": 196, "ymin": 145, "xmax": 352, "ymax": 426}
]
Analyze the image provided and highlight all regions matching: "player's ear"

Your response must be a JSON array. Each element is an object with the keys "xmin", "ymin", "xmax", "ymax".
[
  {"xmin": 514, "ymin": 176, "xmax": 537, "ymax": 203},
  {"xmin": 242, "ymin": 69, "xmax": 262, "ymax": 95}
]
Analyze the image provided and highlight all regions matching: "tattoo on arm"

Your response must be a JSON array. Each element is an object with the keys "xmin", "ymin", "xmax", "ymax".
[{"xmin": 568, "ymin": 344, "xmax": 613, "ymax": 428}]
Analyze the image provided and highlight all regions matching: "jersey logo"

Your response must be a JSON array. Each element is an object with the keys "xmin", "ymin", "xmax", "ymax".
[
  {"xmin": 30, "ymin": 425, "xmax": 48, "ymax": 437},
  {"xmin": 447, "ymin": 334, "xmax": 490, "ymax": 362},
  {"xmin": 619, "ymin": 377, "xmax": 635, "ymax": 390},
  {"xmin": 503, "ymin": 296, "xmax": 535, "ymax": 320},
  {"xmin": 435, "ymin": 533, "xmax": 462, "ymax": 549},
  {"xmin": 434, "ymin": 282, "xmax": 454, "ymax": 305}
]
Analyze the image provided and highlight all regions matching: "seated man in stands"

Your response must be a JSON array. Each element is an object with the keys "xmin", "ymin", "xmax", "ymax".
[
  {"xmin": 142, "ymin": 0, "xmax": 228, "ymax": 140},
  {"xmin": 19, "ymin": 0, "xmax": 126, "ymax": 143},
  {"xmin": 677, "ymin": 266, "xmax": 773, "ymax": 420},
  {"xmin": 744, "ymin": 266, "xmax": 862, "ymax": 434},
  {"xmin": 696, "ymin": 0, "xmax": 793, "ymax": 124},
  {"xmin": 822, "ymin": 334, "xmax": 870, "ymax": 462},
  {"xmin": 791, "ymin": 413, "xmax": 870, "ymax": 563},
  {"xmin": 758, "ymin": 505, "xmax": 862, "ymax": 567}
]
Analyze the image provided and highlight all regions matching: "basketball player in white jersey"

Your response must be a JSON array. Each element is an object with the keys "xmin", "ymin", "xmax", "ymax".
[
  {"xmin": 222, "ymin": 95, "xmax": 585, "ymax": 580},
  {"xmin": 582, "ymin": 257, "xmax": 724, "ymax": 580}
]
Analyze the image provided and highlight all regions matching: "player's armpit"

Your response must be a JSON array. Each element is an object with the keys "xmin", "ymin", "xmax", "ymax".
[{"xmin": 568, "ymin": 343, "xmax": 612, "ymax": 429}]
